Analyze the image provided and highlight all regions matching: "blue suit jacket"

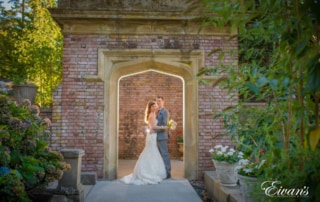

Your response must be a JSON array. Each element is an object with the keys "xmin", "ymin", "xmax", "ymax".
[{"xmin": 156, "ymin": 107, "xmax": 169, "ymax": 140}]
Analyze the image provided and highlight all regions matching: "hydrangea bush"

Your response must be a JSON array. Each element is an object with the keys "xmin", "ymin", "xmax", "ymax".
[{"xmin": 0, "ymin": 95, "xmax": 71, "ymax": 201}]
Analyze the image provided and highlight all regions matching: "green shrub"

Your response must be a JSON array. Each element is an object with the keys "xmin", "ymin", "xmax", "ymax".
[{"xmin": 0, "ymin": 95, "xmax": 70, "ymax": 201}]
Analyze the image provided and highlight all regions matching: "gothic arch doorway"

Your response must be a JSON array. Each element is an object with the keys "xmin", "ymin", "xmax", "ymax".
[
  {"xmin": 117, "ymin": 70, "xmax": 184, "ymax": 179},
  {"xmin": 100, "ymin": 49, "xmax": 202, "ymax": 180}
]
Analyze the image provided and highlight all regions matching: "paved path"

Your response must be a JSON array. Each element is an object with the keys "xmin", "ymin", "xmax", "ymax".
[{"xmin": 85, "ymin": 179, "xmax": 202, "ymax": 202}]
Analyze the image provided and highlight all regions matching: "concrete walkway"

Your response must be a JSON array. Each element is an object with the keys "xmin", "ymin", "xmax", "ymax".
[
  {"xmin": 85, "ymin": 179, "xmax": 202, "ymax": 202},
  {"xmin": 84, "ymin": 160, "xmax": 202, "ymax": 202}
]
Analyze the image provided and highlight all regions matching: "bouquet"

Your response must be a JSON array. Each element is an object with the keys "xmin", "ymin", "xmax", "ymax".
[{"xmin": 168, "ymin": 119, "xmax": 177, "ymax": 130}]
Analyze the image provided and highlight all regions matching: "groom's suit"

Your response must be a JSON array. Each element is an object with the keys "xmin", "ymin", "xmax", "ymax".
[{"xmin": 157, "ymin": 107, "xmax": 171, "ymax": 178}]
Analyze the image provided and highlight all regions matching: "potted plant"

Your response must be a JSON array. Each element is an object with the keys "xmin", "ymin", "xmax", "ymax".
[
  {"xmin": 176, "ymin": 136, "xmax": 184, "ymax": 160},
  {"xmin": 237, "ymin": 158, "xmax": 265, "ymax": 202},
  {"xmin": 176, "ymin": 136, "xmax": 183, "ymax": 144},
  {"xmin": 209, "ymin": 145, "xmax": 244, "ymax": 186},
  {"xmin": 0, "ymin": 60, "xmax": 38, "ymax": 105},
  {"xmin": 0, "ymin": 58, "xmax": 38, "ymax": 105}
]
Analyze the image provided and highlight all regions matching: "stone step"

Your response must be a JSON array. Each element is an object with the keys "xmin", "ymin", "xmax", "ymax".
[{"xmin": 204, "ymin": 171, "xmax": 245, "ymax": 202}]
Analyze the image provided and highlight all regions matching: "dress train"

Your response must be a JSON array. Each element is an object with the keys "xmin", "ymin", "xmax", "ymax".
[{"xmin": 120, "ymin": 132, "xmax": 166, "ymax": 185}]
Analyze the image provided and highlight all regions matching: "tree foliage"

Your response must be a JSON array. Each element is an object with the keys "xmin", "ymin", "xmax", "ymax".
[
  {"xmin": 0, "ymin": 0, "xmax": 62, "ymax": 107},
  {"xmin": 198, "ymin": 0, "xmax": 320, "ymax": 201}
]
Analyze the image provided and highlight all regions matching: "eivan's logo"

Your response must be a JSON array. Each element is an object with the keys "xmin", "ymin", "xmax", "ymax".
[{"xmin": 261, "ymin": 181, "xmax": 309, "ymax": 197}]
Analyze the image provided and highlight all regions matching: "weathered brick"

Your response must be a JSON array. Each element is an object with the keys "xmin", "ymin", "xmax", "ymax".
[{"xmin": 50, "ymin": 34, "xmax": 238, "ymax": 179}]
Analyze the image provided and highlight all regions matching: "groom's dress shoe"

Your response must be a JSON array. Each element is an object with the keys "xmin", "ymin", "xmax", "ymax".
[{"xmin": 165, "ymin": 174, "xmax": 171, "ymax": 179}]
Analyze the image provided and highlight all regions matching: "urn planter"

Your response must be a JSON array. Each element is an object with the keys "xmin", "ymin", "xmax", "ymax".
[
  {"xmin": 12, "ymin": 83, "xmax": 38, "ymax": 105},
  {"xmin": 238, "ymin": 174, "xmax": 257, "ymax": 202},
  {"xmin": 212, "ymin": 160, "xmax": 238, "ymax": 186}
]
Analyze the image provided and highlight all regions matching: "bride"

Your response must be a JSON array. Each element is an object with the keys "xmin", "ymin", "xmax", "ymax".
[{"xmin": 120, "ymin": 101, "xmax": 168, "ymax": 185}]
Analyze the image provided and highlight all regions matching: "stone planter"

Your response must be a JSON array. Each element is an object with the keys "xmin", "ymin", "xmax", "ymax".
[
  {"xmin": 177, "ymin": 142, "xmax": 183, "ymax": 160},
  {"xmin": 212, "ymin": 160, "xmax": 238, "ymax": 186},
  {"xmin": 177, "ymin": 142, "xmax": 183, "ymax": 153},
  {"xmin": 12, "ymin": 83, "xmax": 38, "ymax": 105},
  {"xmin": 238, "ymin": 174, "xmax": 257, "ymax": 202}
]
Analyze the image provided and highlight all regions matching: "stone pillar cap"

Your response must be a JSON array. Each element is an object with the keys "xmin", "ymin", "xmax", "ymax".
[{"xmin": 60, "ymin": 149, "xmax": 85, "ymax": 158}]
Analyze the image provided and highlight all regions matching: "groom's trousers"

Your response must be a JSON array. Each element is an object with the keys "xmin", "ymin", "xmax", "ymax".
[{"xmin": 158, "ymin": 139, "xmax": 171, "ymax": 176}]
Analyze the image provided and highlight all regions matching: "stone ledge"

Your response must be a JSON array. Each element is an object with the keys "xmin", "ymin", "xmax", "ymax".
[
  {"xmin": 204, "ymin": 171, "xmax": 245, "ymax": 202},
  {"xmin": 81, "ymin": 172, "xmax": 97, "ymax": 185}
]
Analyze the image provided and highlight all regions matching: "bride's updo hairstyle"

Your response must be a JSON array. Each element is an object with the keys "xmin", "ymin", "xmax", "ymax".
[{"xmin": 144, "ymin": 101, "xmax": 156, "ymax": 123}]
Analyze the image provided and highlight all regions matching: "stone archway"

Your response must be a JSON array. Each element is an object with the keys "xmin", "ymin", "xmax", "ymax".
[
  {"xmin": 117, "ymin": 70, "xmax": 183, "ymax": 158},
  {"xmin": 117, "ymin": 70, "xmax": 184, "ymax": 178},
  {"xmin": 99, "ymin": 49, "xmax": 203, "ymax": 180}
]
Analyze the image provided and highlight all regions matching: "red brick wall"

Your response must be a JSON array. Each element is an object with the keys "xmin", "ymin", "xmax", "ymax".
[
  {"xmin": 118, "ymin": 71, "xmax": 183, "ymax": 159},
  {"xmin": 51, "ymin": 34, "xmax": 238, "ymax": 178}
]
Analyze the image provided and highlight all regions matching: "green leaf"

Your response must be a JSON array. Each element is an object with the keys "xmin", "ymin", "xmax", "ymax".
[
  {"xmin": 281, "ymin": 77, "xmax": 289, "ymax": 86},
  {"xmin": 256, "ymin": 76, "xmax": 269, "ymax": 87},
  {"xmin": 269, "ymin": 79, "xmax": 278, "ymax": 90},
  {"xmin": 246, "ymin": 82, "xmax": 260, "ymax": 95},
  {"xmin": 218, "ymin": 51, "xmax": 225, "ymax": 60},
  {"xmin": 251, "ymin": 68, "xmax": 258, "ymax": 76},
  {"xmin": 309, "ymin": 127, "xmax": 320, "ymax": 151},
  {"xmin": 307, "ymin": 56, "xmax": 320, "ymax": 93},
  {"xmin": 295, "ymin": 39, "xmax": 308, "ymax": 56}
]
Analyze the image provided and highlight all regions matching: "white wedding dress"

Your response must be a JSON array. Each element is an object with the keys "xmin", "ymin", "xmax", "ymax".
[{"xmin": 120, "ymin": 130, "xmax": 167, "ymax": 185}]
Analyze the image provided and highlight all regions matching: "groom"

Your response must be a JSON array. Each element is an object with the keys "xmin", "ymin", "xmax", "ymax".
[{"xmin": 156, "ymin": 96, "xmax": 171, "ymax": 179}]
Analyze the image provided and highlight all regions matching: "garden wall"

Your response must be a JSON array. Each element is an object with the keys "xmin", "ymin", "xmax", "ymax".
[{"xmin": 49, "ymin": 0, "xmax": 238, "ymax": 179}]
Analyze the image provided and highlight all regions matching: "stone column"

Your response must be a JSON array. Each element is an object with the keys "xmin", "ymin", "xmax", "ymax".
[{"xmin": 58, "ymin": 149, "xmax": 85, "ymax": 202}]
